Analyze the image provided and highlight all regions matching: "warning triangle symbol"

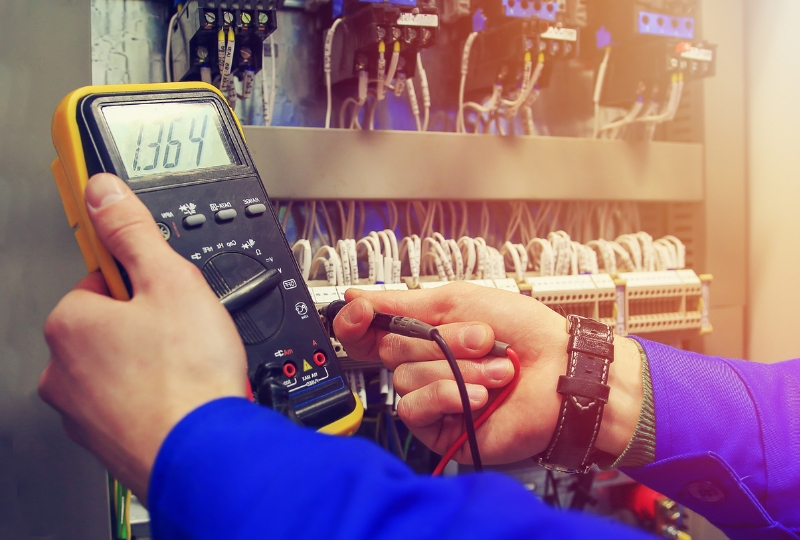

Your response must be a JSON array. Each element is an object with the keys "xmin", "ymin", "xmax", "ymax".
[
  {"xmin": 303, "ymin": 359, "xmax": 313, "ymax": 372},
  {"xmin": 312, "ymin": 340, "xmax": 318, "ymax": 346}
]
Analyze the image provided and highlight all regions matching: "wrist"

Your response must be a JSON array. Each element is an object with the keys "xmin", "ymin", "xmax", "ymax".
[{"xmin": 595, "ymin": 336, "xmax": 643, "ymax": 458}]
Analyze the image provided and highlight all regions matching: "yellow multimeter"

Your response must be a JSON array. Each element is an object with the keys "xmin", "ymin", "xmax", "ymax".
[{"xmin": 51, "ymin": 83, "xmax": 362, "ymax": 435}]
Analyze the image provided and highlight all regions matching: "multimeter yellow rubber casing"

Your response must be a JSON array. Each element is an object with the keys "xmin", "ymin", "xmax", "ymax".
[{"xmin": 51, "ymin": 83, "xmax": 362, "ymax": 436}]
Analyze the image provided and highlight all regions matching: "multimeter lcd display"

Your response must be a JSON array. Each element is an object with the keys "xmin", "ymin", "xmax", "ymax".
[{"xmin": 103, "ymin": 102, "xmax": 234, "ymax": 180}]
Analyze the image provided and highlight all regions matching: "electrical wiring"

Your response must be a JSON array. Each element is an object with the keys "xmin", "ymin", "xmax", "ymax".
[
  {"xmin": 292, "ymin": 239, "xmax": 312, "ymax": 280},
  {"xmin": 165, "ymin": 3, "xmax": 193, "ymax": 83},
  {"xmin": 324, "ymin": 18, "xmax": 344, "ymax": 129},
  {"xmin": 261, "ymin": 34, "xmax": 277, "ymax": 126},
  {"xmin": 432, "ymin": 346, "xmax": 521, "ymax": 476},
  {"xmin": 280, "ymin": 200, "xmax": 293, "ymax": 232},
  {"xmin": 457, "ymin": 32, "xmax": 480, "ymax": 133},
  {"xmin": 310, "ymin": 245, "xmax": 344, "ymax": 285},
  {"xmin": 458, "ymin": 236, "xmax": 477, "ymax": 279},
  {"xmin": 527, "ymin": 238, "xmax": 555, "ymax": 276},
  {"xmin": 421, "ymin": 237, "xmax": 449, "ymax": 281},
  {"xmin": 226, "ymin": 76, "xmax": 238, "ymax": 109},
  {"xmin": 636, "ymin": 231, "xmax": 655, "ymax": 272},
  {"xmin": 474, "ymin": 237, "xmax": 488, "ymax": 279},
  {"xmin": 383, "ymin": 41, "xmax": 401, "ymax": 96},
  {"xmin": 616, "ymin": 234, "xmax": 644, "ymax": 271},
  {"xmin": 356, "ymin": 238, "xmax": 377, "ymax": 284},
  {"xmin": 387, "ymin": 201, "xmax": 400, "ymax": 232},
  {"xmin": 406, "ymin": 77, "xmax": 423, "ymax": 131},
  {"xmin": 376, "ymin": 41, "xmax": 387, "ymax": 102},
  {"xmin": 501, "ymin": 241, "xmax": 525, "ymax": 282},
  {"xmin": 499, "ymin": 52, "xmax": 539, "ymax": 112},
  {"xmin": 365, "ymin": 234, "xmax": 385, "ymax": 283},
  {"xmin": 598, "ymin": 95, "xmax": 645, "ymax": 138},
  {"xmin": 217, "ymin": 27, "xmax": 226, "ymax": 82},
  {"xmin": 375, "ymin": 231, "xmax": 395, "ymax": 284},
  {"xmin": 417, "ymin": 53, "xmax": 431, "ymax": 131},
  {"xmin": 593, "ymin": 46, "xmax": 611, "ymax": 138},
  {"xmin": 337, "ymin": 239, "xmax": 353, "ymax": 286},
  {"xmin": 320, "ymin": 203, "xmax": 339, "ymax": 246},
  {"xmin": 447, "ymin": 238, "xmax": 464, "ymax": 281},
  {"xmin": 165, "ymin": 9, "xmax": 181, "ymax": 83},
  {"xmin": 220, "ymin": 28, "xmax": 235, "ymax": 94},
  {"xmin": 430, "ymin": 330, "xmax": 483, "ymax": 472},
  {"xmin": 400, "ymin": 234, "xmax": 422, "ymax": 287}
]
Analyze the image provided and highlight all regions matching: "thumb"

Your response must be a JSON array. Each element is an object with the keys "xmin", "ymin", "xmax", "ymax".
[{"xmin": 85, "ymin": 173, "xmax": 177, "ymax": 291}]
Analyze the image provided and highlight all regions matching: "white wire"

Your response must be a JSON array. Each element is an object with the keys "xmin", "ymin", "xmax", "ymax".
[
  {"xmin": 384, "ymin": 46, "xmax": 401, "ymax": 95},
  {"xmin": 406, "ymin": 78, "xmax": 422, "ymax": 131},
  {"xmin": 457, "ymin": 32, "xmax": 479, "ymax": 133},
  {"xmin": 593, "ymin": 47, "xmax": 611, "ymax": 138},
  {"xmin": 269, "ymin": 34, "xmax": 277, "ymax": 122},
  {"xmin": 416, "ymin": 53, "xmax": 430, "ymax": 131},
  {"xmin": 324, "ymin": 18, "xmax": 344, "ymax": 129},
  {"xmin": 165, "ymin": 11, "xmax": 180, "ymax": 82},
  {"xmin": 261, "ymin": 37, "xmax": 278, "ymax": 126}
]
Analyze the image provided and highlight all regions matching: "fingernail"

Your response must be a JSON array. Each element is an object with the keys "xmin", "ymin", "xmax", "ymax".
[
  {"xmin": 85, "ymin": 174, "xmax": 127, "ymax": 211},
  {"xmin": 343, "ymin": 301, "xmax": 365, "ymax": 326},
  {"xmin": 467, "ymin": 385, "xmax": 487, "ymax": 403},
  {"xmin": 484, "ymin": 358, "xmax": 511, "ymax": 381},
  {"xmin": 462, "ymin": 325, "xmax": 488, "ymax": 350}
]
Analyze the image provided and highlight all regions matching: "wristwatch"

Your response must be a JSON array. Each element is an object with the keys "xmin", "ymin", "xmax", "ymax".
[{"xmin": 536, "ymin": 315, "xmax": 615, "ymax": 473}]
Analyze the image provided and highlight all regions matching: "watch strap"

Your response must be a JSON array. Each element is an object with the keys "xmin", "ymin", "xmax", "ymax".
[{"xmin": 537, "ymin": 315, "xmax": 615, "ymax": 473}]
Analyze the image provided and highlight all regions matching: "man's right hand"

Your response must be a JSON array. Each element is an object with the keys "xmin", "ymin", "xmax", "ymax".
[{"xmin": 334, "ymin": 283, "xmax": 644, "ymax": 466}]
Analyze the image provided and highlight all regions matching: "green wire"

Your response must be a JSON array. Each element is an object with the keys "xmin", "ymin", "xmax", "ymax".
[{"xmin": 403, "ymin": 431, "xmax": 413, "ymax": 460}]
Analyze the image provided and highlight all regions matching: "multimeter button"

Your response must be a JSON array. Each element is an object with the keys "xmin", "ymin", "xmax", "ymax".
[
  {"xmin": 245, "ymin": 204, "xmax": 267, "ymax": 217},
  {"xmin": 183, "ymin": 214, "xmax": 207, "ymax": 228},
  {"xmin": 215, "ymin": 209, "xmax": 238, "ymax": 222}
]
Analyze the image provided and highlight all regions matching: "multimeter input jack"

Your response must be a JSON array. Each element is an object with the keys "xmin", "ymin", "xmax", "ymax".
[
  {"xmin": 313, "ymin": 351, "xmax": 327, "ymax": 367},
  {"xmin": 282, "ymin": 361, "xmax": 297, "ymax": 378}
]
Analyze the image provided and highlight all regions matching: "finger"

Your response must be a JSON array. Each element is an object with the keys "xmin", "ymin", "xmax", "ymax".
[
  {"xmin": 378, "ymin": 322, "xmax": 494, "ymax": 370},
  {"xmin": 332, "ymin": 298, "xmax": 384, "ymax": 360},
  {"xmin": 344, "ymin": 283, "xmax": 541, "ymax": 345},
  {"xmin": 396, "ymin": 380, "xmax": 488, "ymax": 429},
  {"xmin": 72, "ymin": 271, "xmax": 111, "ymax": 296},
  {"xmin": 84, "ymin": 173, "xmax": 179, "ymax": 291},
  {"xmin": 393, "ymin": 357, "xmax": 514, "ymax": 395}
]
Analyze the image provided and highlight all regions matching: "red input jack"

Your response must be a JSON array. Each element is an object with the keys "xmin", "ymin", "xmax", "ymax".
[
  {"xmin": 283, "ymin": 362, "xmax": 297, "ymax": 378},
  {"xmin": 313, "ymin": 351, "xmax": 327, "ymax": 367}
]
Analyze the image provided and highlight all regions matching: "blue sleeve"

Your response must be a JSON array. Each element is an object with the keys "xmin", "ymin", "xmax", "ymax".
[
  {"xmin": 625, "ymin": 338, "xmax": 800, "ymax": 540},
  {"xmin": 148, "ymin": 398, "xmax": 653, "ymax": 540}
]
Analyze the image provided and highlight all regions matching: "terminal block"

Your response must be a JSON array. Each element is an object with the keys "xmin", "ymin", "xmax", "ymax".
[
  {"xmin": 523, "ymin": 274, "xmax": 623, "ymax": 333},
  {"xmin": 328, "ymin": 0, "xmax": 440, "ymax": 84},
  {"xmin": 617, "ymin": 269, "xmax": 712, "ymax": 335},
  {"xmin": 170, "ymin": 1, "xmax": 277, "ymax": 83}
]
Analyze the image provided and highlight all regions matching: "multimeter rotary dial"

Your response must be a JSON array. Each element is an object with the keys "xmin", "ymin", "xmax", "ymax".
[{"xmin": 202, "ymin": 252, "xmax": 284, "ymax": 344}]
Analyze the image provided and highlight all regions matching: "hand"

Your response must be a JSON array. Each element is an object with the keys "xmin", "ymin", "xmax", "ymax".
[
  {"xmin": 334, "ymin": 283, "xmax": 643, "ymax": 466},
  {"xmin": 39, "ymin": 174, "xmax": 247, "ymax": 505}
]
